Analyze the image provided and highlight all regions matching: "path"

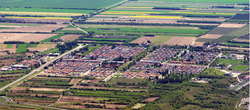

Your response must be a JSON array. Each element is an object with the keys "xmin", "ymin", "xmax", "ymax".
[{"xmin": 0, "ymin": 96, "xmax": 11, "ymax": 104}]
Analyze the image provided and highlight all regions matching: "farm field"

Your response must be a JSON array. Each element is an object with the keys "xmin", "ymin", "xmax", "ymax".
[
  {"xmin": 74, "ymin": 24, "xmax": 206, "ymax": 45},
  {"xmin": 27, "ymin": 44, "xmax": 57, "ymax": 52},
  {"xmin": 40, "ymin": 34, "xmax": 67, "ymax": 42},
  {"xmin": 0, "ymin": 33, "xmax": 57, "ymax": 43},
  {"xmin": 0, "ymin": 70, "xmax": 30, "ymax": 88},
  {"xmin": 0, "ymin": 0, "xmax": 124, "ymax": 9},
  {"xmin": 16, "ymin": 44, "xmax": 28, "ymax": 53},
  {"xmin": 0, "ymin": 24, "xmax": 67, "ymax": 33}
]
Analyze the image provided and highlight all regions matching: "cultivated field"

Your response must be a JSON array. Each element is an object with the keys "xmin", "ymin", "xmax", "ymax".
[
  {"xmin": 0, "ymin": 33, "xmax": 57, "ymax": 43},
  {"xmin": 165, "ymin": 37, "xmax": 196, "ymax": 45},
  {"xmin": 130, "ymin": 36, "xmax": 154, "ymax": 45},
  {"xmin": 0, "ymin": 24, "xmax": 67, "ymax": 33},
  {"xmin": 61, "ymin": 35, "xmax": 81, "ymax": 42}
]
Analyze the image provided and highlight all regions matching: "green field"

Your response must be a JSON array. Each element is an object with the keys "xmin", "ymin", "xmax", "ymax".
[
  {"xmin": 138, "ymin": 0, "xmax": 248, "ymax": 3},
  {"xmin": 217, "ymin": 58, "xmax": 244, "ymax": 65},
  {"xmin": 212, "ymin": 24, "xmax": 249, "ymax": 43},
  {"xmin": 201, "ymin": 68, "xmax": 225, "ymax": 75},
  {"xmin": 0, "ymin": 0, "xmax": 124, "ymax": 8},
  {"xmin": 231, "ymin": 65, "xmax": 249, "ymax": 71},
  {"xmin": 150, "ymin": 36, "xmax": 173, "ymax": 46},
  {"xmin": 7, "ymin": 44, "xmax": 13, "ymax": 48},
  {"xmin": 40, "ymin": 34, "xmax": 67, "ymax": 42},
  {"xmin": 16, "ymin": 44, "xmax": 28, "ymax": 53},
  {"xmin": 0, "ymin": 97, "xmax": 6, "ymax": 103},
  {"xmin": 0, "ymin": 8, "xmax": 95, "ymax": 14},
  {"xmin": 224, "ymin": 42, "xmax": 249, "ymax": 47}
]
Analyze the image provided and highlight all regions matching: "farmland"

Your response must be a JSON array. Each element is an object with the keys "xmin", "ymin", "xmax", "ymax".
[{"xmin": 0, "ymin": 0, "xmax": 248, "ymax": 109}]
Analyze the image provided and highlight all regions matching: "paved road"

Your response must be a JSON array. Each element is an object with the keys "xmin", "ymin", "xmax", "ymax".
[
  {"xmin": 0, "ymin": 45, "xmax": 86, "ymax": 91},
  {"xmin": 0, "ymin": 96, "xmax": 11, "ymax": 104}
]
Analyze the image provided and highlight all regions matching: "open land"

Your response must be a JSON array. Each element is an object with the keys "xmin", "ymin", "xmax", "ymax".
[
  {"xmin": 0, "ymin": 33, "xmax": 57, "ymax": 43},
  {"xmin": 165, "ymin": 37, "xmax": 196, "ymax": 45}
]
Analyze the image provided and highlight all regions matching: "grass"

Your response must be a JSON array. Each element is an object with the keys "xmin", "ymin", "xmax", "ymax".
[
  {"xmin": 7, "ymin": 44, "xmax": 13, "ymax": 48},
  {"xmin": 27, "ymin": 44, "xmax": 38, "ymax": 48},
  {"xmin": 231, "ymin": 65, "xmax": 249, "ymax": 71},
  {"xmin": 40, "ymin": 34, "xmax": 67, "ymax": 42},
  {"xmin": 217, "ymin": 58, "xmax": 244, "ymax": 65},
  {"xmin": 150, "ymin": 36, "xmax": 173, "ymax": 46},
  {"xmin": 16, "ymin": 44, "xmax": 28, "ymax": 53},
  {"xmin": 0, "ymin": 0, "xmax": 124, "ymax": 8},
  {"xmin": 201, "ymin": 68, "xmax": 225, "ymax": 75},
  {"xmin": 65, "ymin": 25, "xmax": 75, "ymax": 28}
]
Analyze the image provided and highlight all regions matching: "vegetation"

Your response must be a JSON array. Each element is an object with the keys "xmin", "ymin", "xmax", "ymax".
[
  {"xmin": 16, "ymin": 44, "xmax": 28, "ymax": 53},
  {"xmin": 40, "ymin": 34, "xmax": 67, "ymax": 42}
]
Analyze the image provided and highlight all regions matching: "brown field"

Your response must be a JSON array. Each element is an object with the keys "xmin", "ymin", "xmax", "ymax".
[
  {"xmin": 11, "ymin": 98, "xmax": 55, "ymax": 105},
  {"xmin": 8, "ymin": 92, "xmax": 60, "ymax": 98},
  {"xmin": 193, "ymin": 42, "xmax": 205, "ymax": 46},
  {"xmin": 0, "ymin": 24, "xmax": 67, "ymax": 33},
  {"xmin": 218, "ymin": 23, "xmax": 247, "ymax": 28},
  {"xmin": 74, "ymin": 85, "xmax": 146, "ymax": 92},
  {"xmin": 233, "ymin": 38, "xmax": 249, "ymax": 42},
  {"xmin": 130, "ymin": 36, "xmax": 153, "ymax": 45},
  {"xmin": 69, "ymin": 79, "xmax": 82, "ymax": 84},
  {"xmin": 29, "ymin": 88, "xmax": 66, "ymax": 92},
  {"xmin": 143, "ymin": 97, "xmax": 160, "ymax": 102},
  {"xmin": 61, "ymin": 34, "xmax": 81, "ymax": 42},
  {"xmin": 0, "ymin": 59, "xmax": 15, "ymax": 63},
  {"xmin": 37, "ymin": 44, "xmax": 57, "ymax": 48},
  {"xmin": 199, "ymin": 34, "xmax": 224, "ymax": 39},
  {"xmin": 11, "ymin": 87, "xmax": 28, "ymax": 92},
  {"xmin": 27, "ymin": 47, "xmax": 51, "ymax": 52},
  {"xmin": 0, "ymin": 44, "xmax": 7, "ymax": 49},
  {"xmin": 59, "ymin": 105, "xmax": 106, "ymax": 110},
  {"xmin": 0, "ymin": 74, "xmax": 22, "ymax": 77},
  {"xmin": 58, "ymin": 96, "xmax": 96, "ymax": 103},
  {"xmin": 0, "ymin": 33, "xmax": 57, "ymax": 43},
  {"xmin": 165, "ymin": 37, "xmax": 196, "ymax": 45},
  {"xmin": 0, "ymin": 52, "xmax": 8, "ymax": 55}
]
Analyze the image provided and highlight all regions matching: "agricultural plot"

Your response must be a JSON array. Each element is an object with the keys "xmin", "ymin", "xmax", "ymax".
[
  {"xmin": 27, "ymin": 44, "xmax": 57, "ymax": 52},
  {"xmin": 165, "ymin": 37, "xmax": 196, "ymax": 46},
  {"xmin": 75, "ymin": 24, "xmax": 206, "ymax": 45},
  {"xmin": 61, "ymin": 35, "xmax": 81, "ymax": 42},
  {"xmin": 89, "ymin": 0, "xmax": 243, "ymax": 25},
  {"xmin": 0, "ymin": 0, "xmax": 124, "ymax": 9},
  {"xmin": 0, "ymin": 70, "xmax": 30, "ymax": 88},
  {"xmin": 8, "ymin": 76, "xmax": 73, "ymax": 105},
  {"xmin": 0, "ymin": 33, "xmax": 57, "ymax": 43},
  {"xmin": 0, "ymin": 24, "xmax": 67, "ymax": 33},
  {"xmin": 40, "ymin": 34, "xmax": 67, "ymax": 42},
  {"xmin": 16, "ymin": 44, "xmax": 28, "ymax": 53}
]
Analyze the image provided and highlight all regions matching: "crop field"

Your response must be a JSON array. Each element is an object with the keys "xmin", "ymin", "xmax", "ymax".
[
  {"xmin": 0, "ymin": 0, "xmax": 123, "ymax": 9},
  {"xmin": 211, "ymin": 24, "xmax": 249, "ymax": 43},
  {"xmin": 40, "ymin": 34, "xmax": 67, "ymax": 42},
  {"xmin": 0, "ymin": 24, "xmax": 67, "ymax": 33},
  {"xmin": 27, "ymin": 44, "xmax": 57, "ymax": 52},
  {"xmin": 5, "ymin": 16, "xmax": 72, "ymax": 20},
  {"xmin": 16, "ymin": 44, "xmax": 28, "ymax": 53},
  {"xmin": 89, "ymin": 0, "xmax": 245, "ymax": 25},
  {"xmin": 61, "ymin": 35, "xmax": 81, "ymax": 42},
  {"xmin": 0, "ymin": 33, "xmax": 57, "ymax": 43},
  {"xmin": 0, "ymin": 70, "xmax": 30, "ymax": 88},
  {"xmin": 165, "ymin": 37, "xmax": 196, "ymax": 45}
]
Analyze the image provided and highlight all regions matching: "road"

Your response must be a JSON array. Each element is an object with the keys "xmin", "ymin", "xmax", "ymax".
[
  {"xmin": 0, "ymin": 44, "xmax": 86, "ymax": 91},
  {"xmin": 0, "ymin": 96, "xmax": 11, "ymax": 104}
]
